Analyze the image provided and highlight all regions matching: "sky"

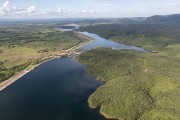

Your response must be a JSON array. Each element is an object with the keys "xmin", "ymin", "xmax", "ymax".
[{"xmin": 0, "ymin": 0, "xmax": 180, "ymax": 19}]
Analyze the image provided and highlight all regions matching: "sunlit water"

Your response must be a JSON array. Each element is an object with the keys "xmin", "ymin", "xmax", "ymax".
[{"xmin": 80, "ymin": 32, "xmax": 149, "ymax": 52}]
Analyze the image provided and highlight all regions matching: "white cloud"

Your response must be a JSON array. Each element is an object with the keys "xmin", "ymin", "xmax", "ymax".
[
  {"xmin": 0, "ymin": 1, "xmax": 102, "ymax": 18},
  {"xmin": 27, "ymin": 6, "xmax": 36, "ymax": 13},
  {"xmin": 57, "ymin": 8, "xmax": 62, "ymax": 13},
  {"xmin": 2, "ymin": 1, "xmax": 16, "ymax": 12},
  {"xmin": 89, "ymin": 10, "xmax": 95, "ymax": 13},
  {"xmin": 78, "ymin": 9, "xmax": 96, "ymax": 14},
  {"xmin": 0, "ymin": 10, "xmax": 4, "ymax": 15},
  {"xmin": 15, "ymin": 5, "xmax": 36, "ymax": 15},
  {"xmin": 0, "ymin": 1, "xmax": 17, "ymax": 15},
  {"xmin": 0, "ymin": 1, "xmax": 64, "ymax": 17},
  {"xmin": 81, "ymin": 10, "xmax": 87, "ymax": 13},
  {"xmin": 0, "ymin": 1, "xmax": 37, "ymax": 16}
]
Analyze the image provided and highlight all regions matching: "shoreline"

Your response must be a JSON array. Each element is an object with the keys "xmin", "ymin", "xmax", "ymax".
[
  {"xmin": 0, "ymin": 57, "xmax": 54, "ymax": 91},
  {"xmin": 112, "ymin": 40, "xmax": 158, "ymax": 53},
  {"xmin": 0, "ymin": 31, "xmax": 95, "ymax": 92},
  {"xmin": 100, "ymin": 111, "xmax": 119, "ymax": 120},
  {"xmin": 88, "ymin": 100, "xmax": 118, "ymax": 120}
]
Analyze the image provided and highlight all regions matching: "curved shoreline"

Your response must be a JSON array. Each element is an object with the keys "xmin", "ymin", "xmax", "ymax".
[
  {"xmin": 0, "ymin": 32, "xmax": 95, "ymax": 92},
  {"xmin": 100, "ymin": 111, "xmax": 119, "ymax": 120},
  {"xmin": 111, "ymin": 40, "xmax": 158, "ymax": 53},
  {"xmin": 0, "ymin": 29, "xmax": 150, "ymax": 120}
]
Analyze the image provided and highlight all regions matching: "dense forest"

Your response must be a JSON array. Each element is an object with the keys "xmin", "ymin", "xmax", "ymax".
[
  {"xmin": 80, "ymin": 23, "xmax": 180, "ymax": 59},
  {"xmin": 80, "ymin": 24, "xmax": 180, "ymax": 47},
  {"xmin": 0, "ymin": 14, "xmax": 180, "ymax": 119},
  {"xmin": 78, "ymin": 48, "xmax": 180, "ymax": 120},
  {"xmin": 79, "ymin": 18, "xmax": 180, "ymax": 120}
]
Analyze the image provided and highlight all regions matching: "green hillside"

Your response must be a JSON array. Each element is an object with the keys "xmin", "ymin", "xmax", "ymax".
[{"xmin": 78, "ymin": 48, "xmax": 180, "ymax": 120}]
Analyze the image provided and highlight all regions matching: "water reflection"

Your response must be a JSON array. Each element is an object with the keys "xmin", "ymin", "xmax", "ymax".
[
  {"xmin": 0, "ymin": 58, "xmax": 106, "ymax": 120},
  {"xmin": 79, "ymin": 32, "xmax": 149, "ymax": 52}
]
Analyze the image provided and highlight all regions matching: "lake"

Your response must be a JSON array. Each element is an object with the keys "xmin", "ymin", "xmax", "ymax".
[
  {"xmin": 0, "ymin": 30, "xmax": 147, "ymax": 120},
  {"xmin": 0, "ymin": 58, "xmax": 107, "ymax": 120},
  {"xmin": 80, "ymin": 32, "xmax": 149, "ymax": 52}
]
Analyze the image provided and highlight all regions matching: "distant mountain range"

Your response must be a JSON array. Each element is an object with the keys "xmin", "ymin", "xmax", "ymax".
[
  {"xmin": 101, "ymin": 14, "xmax": 180, "ymax": 24},
  {"xmin": 146, "ymin": 14, "xmax": 180, "ymax": 24},
  {"xmin": 0, "ymin": 14, "xmax": 179, "ymax": 25},
  {"xmin": 111, "ymin": 14, "xmax": 180, "ymax": 24}
]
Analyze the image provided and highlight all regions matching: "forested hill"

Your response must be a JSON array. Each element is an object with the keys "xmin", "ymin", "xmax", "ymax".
[
  {"xmin": 78, "ymin": 13, "xmax": 180, "ymax": 120},
  {"xmin": 146, "ymin": 14, "xmax": 180, "ymax": 24}
]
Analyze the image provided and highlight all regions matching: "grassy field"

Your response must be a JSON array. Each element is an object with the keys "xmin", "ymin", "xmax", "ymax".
[
  {"xmin": 79, "ymin": 23, "xmax": 180, "ymax": 120},
  {"xmin": 0, "ymin": 23, "xmax": 87, "ymax": 82}
]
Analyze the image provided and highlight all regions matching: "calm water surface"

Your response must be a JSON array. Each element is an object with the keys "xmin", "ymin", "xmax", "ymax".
[
  {"xmin": 0, "ymin": 58, "xmax": 106, "ymax": 120},
  {"xmin": 0, "ymin": 30, "xmax": 147, "ymax": 120},
  {"xmin": 80, "ymin": 32, "xmax": 149, "ymax": 52}
]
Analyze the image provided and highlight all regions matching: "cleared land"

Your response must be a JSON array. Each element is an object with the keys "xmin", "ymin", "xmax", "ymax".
[
  {"xmin": 0, "ymin": 23, "xmax": 87, "ymax": 83},
  {"xmin": 79, "ymin": 24, "xmax": 180, "ymax": 120}
]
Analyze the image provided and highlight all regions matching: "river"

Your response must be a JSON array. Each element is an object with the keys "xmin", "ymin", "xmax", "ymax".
[
  {"xmin": 0, "ymin": 30, "xmax": 147, "ymax": 120},
  {"xmin": 79, "ymin": 32, "xmax": 148, "ymax": 52}
]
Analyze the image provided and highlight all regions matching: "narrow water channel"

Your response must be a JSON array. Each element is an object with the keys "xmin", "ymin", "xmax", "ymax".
[{"xmin": 79, "ymin": 32, "xmax": 149, "ymax": 52}]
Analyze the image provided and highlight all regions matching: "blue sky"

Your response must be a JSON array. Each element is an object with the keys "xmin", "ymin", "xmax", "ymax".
[{"xmin": 0, "ymin": 0, "xmax": 180, "ymax": 19}]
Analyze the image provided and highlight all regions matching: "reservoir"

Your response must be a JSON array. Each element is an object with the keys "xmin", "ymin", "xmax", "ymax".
[
  {"xmin": 0, "ymin": 31, "xmax": 147, "ymax": 120},
  {"xmin": 80, "ymin": 32, "xmax": 149, "ymax": 52},
  {"xmin": 0, "ymin": 58, "xmax": 106, "ymax": 120}
]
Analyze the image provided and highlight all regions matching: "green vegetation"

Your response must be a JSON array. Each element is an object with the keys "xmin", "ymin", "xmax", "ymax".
[
  {"xmin": 80, "ymin": 24, "xmax": 180, "ymax": 59},
  {"xmin": 0, "ymin": 23, "xmax": 86, "ymax": 82},
  {"xmin": 79, "ymin": 23, "xmax": 180, "ymax": 120},
  {"xmin": 78, "ymin": 48, "xmax": 180, "ymax": 120}
]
